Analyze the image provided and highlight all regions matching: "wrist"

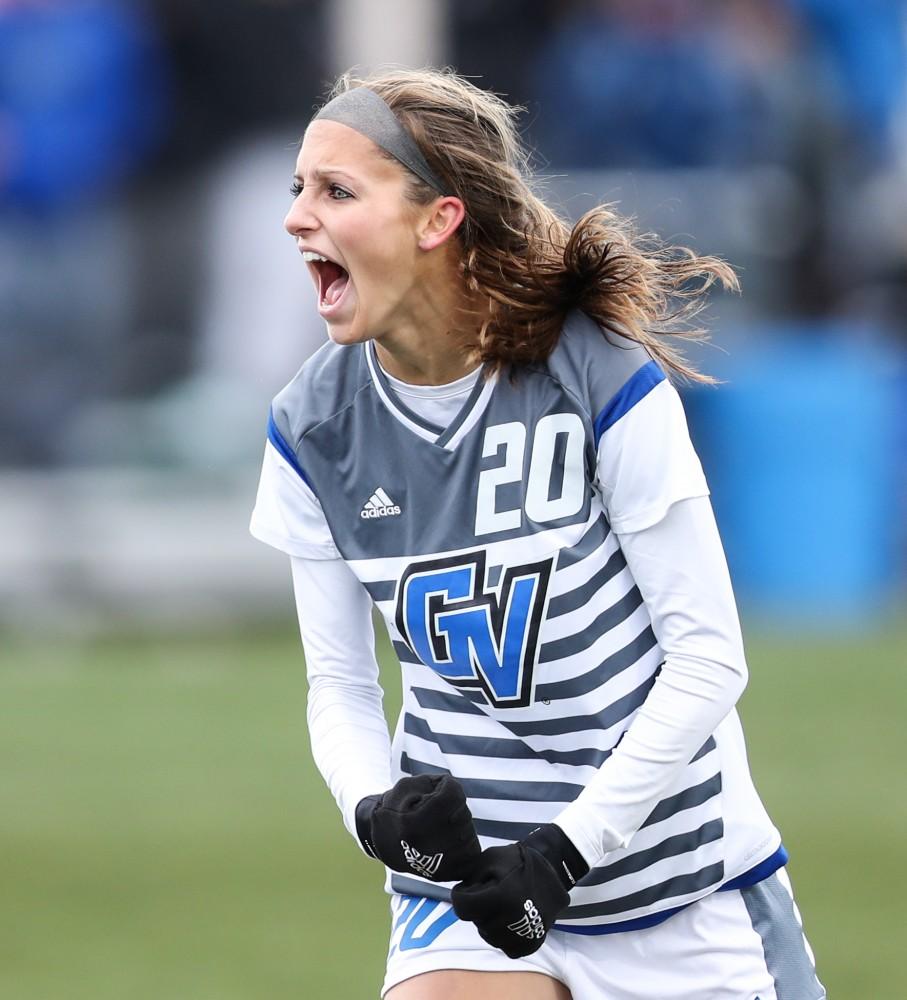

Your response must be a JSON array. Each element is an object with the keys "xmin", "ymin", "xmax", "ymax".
[
  {"xmin": 523, "ymin": 823, "xmax": 590, "ymax": 890},
  {"xmin": 354, "ymin": 793, "xmax": 382, "ymax": 860},
  {"xmin": 554, "ymin": 799, "xmax": 625, "ymax": 869}
]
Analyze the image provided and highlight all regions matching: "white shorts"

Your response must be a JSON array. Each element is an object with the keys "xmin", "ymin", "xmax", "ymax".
[{"xmin": 383, "ymin": 869, "xmax": 825, "ymax": 1000}]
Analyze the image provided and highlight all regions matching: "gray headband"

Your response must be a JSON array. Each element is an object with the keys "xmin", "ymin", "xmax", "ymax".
[{"xmin": 313, "ymin": 87, "xmax": 448, "ymax": 195}]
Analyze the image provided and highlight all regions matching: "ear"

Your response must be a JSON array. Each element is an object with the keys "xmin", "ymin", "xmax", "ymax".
[{"xmin": 417, "ymin": 197, "xmax": 466, "ymax": 251}]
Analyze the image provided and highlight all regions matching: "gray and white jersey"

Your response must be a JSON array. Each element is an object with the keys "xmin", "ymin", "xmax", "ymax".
[{"xmin": 252, "ymin": 311, "xmax": 780, "ymax": 930}]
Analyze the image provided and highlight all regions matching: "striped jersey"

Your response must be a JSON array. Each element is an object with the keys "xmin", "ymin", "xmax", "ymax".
[{"xmin": 251, "ymin": 311, "xmax": 781, "ymax": 931}]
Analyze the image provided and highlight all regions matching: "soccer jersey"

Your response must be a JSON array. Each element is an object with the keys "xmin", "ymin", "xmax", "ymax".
[{"xmin": 251, "ymin": 311, "xmax": 781, "ymax": 930}]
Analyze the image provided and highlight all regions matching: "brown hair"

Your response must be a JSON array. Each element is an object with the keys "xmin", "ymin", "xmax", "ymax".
[{"xmin": 321, "ymin": 68, "xmax": 737, "ymax": 383}]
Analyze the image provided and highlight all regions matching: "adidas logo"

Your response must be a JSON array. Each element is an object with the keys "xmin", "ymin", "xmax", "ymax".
[
  {"xmin": 507, "ymin": 899, "xmax": 545, "ymax": 940},
  {"xmin": 401, "ymin": 840, "xmax": 443, "ymax": 879},
  {"xmin": 360, "ymin": 487, "xmax": 402, "ymax": 520}
]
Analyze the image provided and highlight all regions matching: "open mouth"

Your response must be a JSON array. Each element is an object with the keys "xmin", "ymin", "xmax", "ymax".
[{"xmin": 302, "ymin": 251, "xmax": 350, "ymax": 310}]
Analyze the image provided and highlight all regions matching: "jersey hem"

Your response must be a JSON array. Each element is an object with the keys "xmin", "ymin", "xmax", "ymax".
[
  {"xmin": 553, "ymin": 836, "xmax": 786, "ymax": 936},
  {"xmin": 719, "ymin": 842, "xmax": 788, "ymax": 891},
  {"xmin": 717, "ymin": 832, "xmax": 784, "ymax": 889}
]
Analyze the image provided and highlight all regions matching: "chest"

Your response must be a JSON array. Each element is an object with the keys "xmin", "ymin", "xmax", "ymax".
[
  {"xmin": 306, "ymin": 387, "xmax": 599, "ymax": 562},
  {"xmin": 304, "ymin": 383, "xmax": 625, "ymax": 710}
]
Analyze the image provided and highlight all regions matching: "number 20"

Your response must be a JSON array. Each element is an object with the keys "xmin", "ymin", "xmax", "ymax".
[{"xmin": 474, "ymin": 414, "xmax": 586, "ymax": 536}]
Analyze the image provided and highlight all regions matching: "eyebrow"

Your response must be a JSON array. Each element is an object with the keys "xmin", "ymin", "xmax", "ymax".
[{"xmin": 292, "ymin": 167, "xmax": 360, "ymax": 185}]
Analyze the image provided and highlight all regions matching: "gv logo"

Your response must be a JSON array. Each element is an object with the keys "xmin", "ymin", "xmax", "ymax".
[{"xmin": 395, "ymin": 550, "xmax": 552, "ymax": 708}]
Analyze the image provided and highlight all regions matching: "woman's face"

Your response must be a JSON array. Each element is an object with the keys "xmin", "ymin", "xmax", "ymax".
[{"xmin": 284, "ymin": 120, "xmax": 431, "ymax": 346}]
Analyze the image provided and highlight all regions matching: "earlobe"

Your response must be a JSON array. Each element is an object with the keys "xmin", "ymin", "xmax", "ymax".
[{"xmin": 418, "ymin": 197, "xmax": 466, "ymax": 251}]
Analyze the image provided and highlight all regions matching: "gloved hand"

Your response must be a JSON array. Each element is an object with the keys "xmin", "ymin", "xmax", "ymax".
[
  {"xmin": 355, "ymin": 773, "xmax": 481, "ymax": 882},
  {"xmin": 451, "ymin": 823, "xmax": 589, "ymax": 958}
]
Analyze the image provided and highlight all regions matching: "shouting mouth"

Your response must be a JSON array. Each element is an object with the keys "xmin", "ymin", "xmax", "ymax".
[{"xmin": 302, "ymin": 250, "xmax": 350, "ymax": 315}]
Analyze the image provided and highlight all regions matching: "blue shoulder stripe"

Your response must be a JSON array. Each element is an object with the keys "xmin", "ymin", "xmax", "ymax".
[
  {"xmin": 267, "ymin": 409, "xmax": 315, "ymax": 492},
  {"xmin": 593, "ymin": 360, "xmax": 666, "ymax": 447}
]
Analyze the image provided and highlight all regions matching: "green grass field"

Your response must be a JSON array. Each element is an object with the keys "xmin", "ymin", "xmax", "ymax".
[{"xmin": 1, "ymin": 623, "xmax": 905, "ymax": 998}]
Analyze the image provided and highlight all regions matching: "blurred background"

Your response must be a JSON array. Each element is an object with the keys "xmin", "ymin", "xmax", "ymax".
[{"xmin": 1, "ymin": 0, "xmax": 905, "ymax": 996}]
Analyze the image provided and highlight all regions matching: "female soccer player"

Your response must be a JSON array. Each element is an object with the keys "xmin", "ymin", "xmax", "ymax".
[{"xmin": 251, "ymin": 69, "xmax": 824, "ymax": 1000}]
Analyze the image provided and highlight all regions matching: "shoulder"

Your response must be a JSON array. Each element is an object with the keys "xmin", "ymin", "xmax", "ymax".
[
  {"xmin": 546, "ymin": 310, "xmax": 656, "ymax": 400},
  {"xmin": 270, "ymin": 340, "xmax": 369, "ymax": 447},
  {"xmin": 542, "ymin": 310, "xmax": 667, "ymax": 444}
]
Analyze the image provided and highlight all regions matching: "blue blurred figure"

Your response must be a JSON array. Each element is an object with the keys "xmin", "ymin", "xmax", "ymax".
[
  {"xmin": 787, "ymin": 0, "xmax": 907, "ymax": 164},
  {"xmin": 0, "ymin": 0, "xmax": 168, "ymax": 464},
  {"xmin": 530, "ymin": 0, "xmax": 795, "ymax": 168},
  {"xmin": 0, "ymin": 0, "xmax": 166, "ymax": 212}
]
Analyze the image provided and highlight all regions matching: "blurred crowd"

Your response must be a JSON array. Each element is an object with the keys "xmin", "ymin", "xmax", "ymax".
[{"xmin": 1, "ymin": 0, "xmax": 905, "ymax": 468}]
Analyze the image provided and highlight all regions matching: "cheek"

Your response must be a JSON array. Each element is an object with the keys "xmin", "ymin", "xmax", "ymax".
[{"xmin": 352, "ymin": 211, "xmax": 417, "ymax": 270}]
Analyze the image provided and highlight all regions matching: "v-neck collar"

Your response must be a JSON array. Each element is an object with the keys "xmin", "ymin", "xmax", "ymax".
[{"xmin": 364, "ymin": 342, "xmax": 497, "ymax": 451}]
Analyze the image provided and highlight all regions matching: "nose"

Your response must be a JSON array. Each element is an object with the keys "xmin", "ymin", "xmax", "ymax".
[{"xmin": 284, "ymin": 190, "xmax": 319, "ymax": 237}]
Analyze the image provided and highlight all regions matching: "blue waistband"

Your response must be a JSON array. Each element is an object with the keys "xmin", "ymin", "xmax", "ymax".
[
  {"xmin": 719, "ymin": 843, "xmax": 789, "ymax": 892},
  {"xmin": 555, "ymin": 843, "xmax": 789, "ymax": 936}
]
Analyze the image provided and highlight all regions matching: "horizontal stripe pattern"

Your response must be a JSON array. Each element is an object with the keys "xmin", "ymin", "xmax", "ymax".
[
  {"xmin": 411, "ymin": 674, "xmax": 655, "ymax": 737},
  {"xmin": 404, "ymin": 711, "xmax": 618, "ymax": 768},
  {"xmin": 539, "ymin": 585, "xmax": 643, "ymax": 662},
  {"xmin": 580, "ymin": 819, "xmax": 724, "ymax": 887},
  {"xmin": 535, "ymin": 625, "xmax": 659, "ymax": 702},
  {"xmin": 565, "ymin": 862, "xmax": 725, "ymax": 920},
  {"xmin": 358, "ymin": 502, "xmax": 738, "ymax": 927},
  {"xmin": 362, "ymin": 579, "xmax": 396, "ymax": 603},
  {"xmin": 347, "ymin": 506, "xmax": 604, "ymax": 586},
  {"xmin": 401, "ymin": 753, "xmax": 585, "ymax": 803},
  {"xmin": 555, "ymin": 512, "xmax": 611, "ymax": 569},
  {"xmin": 547, "ymin": 547, "xmax": 627, "ymax": 617},
  {"xmin": 641, "ymin": 768, "xmax": 720, "ymax": 829}
]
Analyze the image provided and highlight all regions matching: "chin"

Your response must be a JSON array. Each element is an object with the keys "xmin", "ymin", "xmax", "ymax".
[{"xmin": 324, "ymin": 314, "xmax": 373, "ymax": 347}]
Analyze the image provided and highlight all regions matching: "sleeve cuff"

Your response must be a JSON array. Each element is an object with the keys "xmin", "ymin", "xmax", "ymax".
[
  {"xmin": 340, "ymin": 783, "xmax": 391, "ymax": 852},
  {"xmin": 609, "ymin": 489, "xmax": 710, "ymax": 535},
  {"xmin": 553, "ymin": 800, "xmax": 627, "ymax": 871},
  {"xmin": 249, "ymin": 517, "xmax": 340, "ymax": 560}
]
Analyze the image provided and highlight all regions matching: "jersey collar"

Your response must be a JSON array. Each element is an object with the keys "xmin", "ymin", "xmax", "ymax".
[{"xmin": 364, "ymin": 342, "xmax": 497, "ymax": 451}]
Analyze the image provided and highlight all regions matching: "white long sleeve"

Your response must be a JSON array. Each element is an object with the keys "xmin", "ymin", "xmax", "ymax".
[
  {"xmin": 553, "ymin": 494, "xmax": 749, "ymax": 868},
  {"xmin": 290, "ymin": 555, "xmax": 393, "ymax": 846}
]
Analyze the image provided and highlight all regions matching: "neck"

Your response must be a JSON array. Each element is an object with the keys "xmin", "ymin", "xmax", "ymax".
[
  {"xmin": 375, "ymin": 330, "xmax": 476, "ymax": 386},
  {"xmin": 374, "ymin": 253, "xmax": 482, "ymax": 385}
]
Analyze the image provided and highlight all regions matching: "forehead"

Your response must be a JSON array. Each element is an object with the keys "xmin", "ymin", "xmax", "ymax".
[{"xmin": 296, "ymin": 119, "xmax": 403, "ymax": 182}]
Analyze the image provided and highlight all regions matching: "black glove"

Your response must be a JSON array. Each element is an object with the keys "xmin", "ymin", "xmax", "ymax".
[
  {"xmin": 355, "ymin": 774, "xmax": 481, "ymax": 882},
  {"xmin": 451, "ymin": 823, "xmax": 589, "ymax": 958}
]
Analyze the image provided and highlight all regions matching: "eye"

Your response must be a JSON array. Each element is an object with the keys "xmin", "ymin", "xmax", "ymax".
[
  {"xmin": 289, "ymin": 180, "xmax": 303, "ymax": 198},
  {"xmin": 328, "ymin": 184, "xmax": 352, "ymax": 200}
]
